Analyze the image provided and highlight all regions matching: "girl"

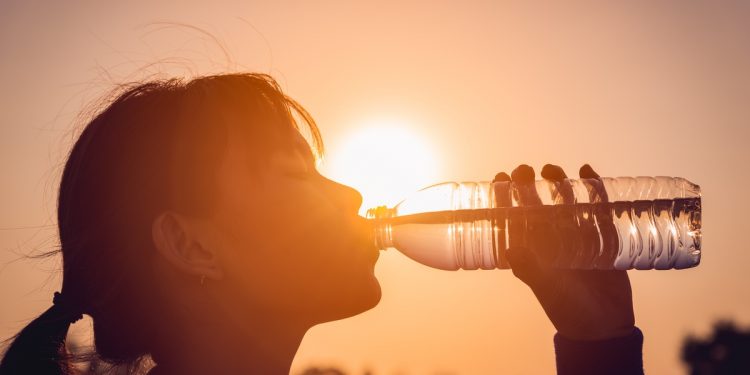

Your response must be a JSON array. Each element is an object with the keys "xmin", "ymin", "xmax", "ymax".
[{"xmin": 0, "ymin": 73, "xmax": 642, "ymax": 375}]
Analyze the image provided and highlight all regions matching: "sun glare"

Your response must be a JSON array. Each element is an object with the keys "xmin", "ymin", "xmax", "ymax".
[{"xmin": 321, "ymin": 119, "xmax": 439, "ymax": 215}]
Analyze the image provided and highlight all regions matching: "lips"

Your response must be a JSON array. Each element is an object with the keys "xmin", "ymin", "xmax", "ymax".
[
  {"xmin": 368, "ymin": 242, "xmax": 380, "ymax": 264},
  {"xmin": 351, "ymin": 216, "xmax": 379, "ymax": 263},
  {"xmin": 355, "ymin": 236, "xmax": 380, "ymax": 265}
]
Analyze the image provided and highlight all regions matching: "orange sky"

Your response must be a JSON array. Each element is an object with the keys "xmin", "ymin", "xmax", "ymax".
[{"xmin": 2, "ymin": 1, "xmax": 749, "ymax": 374}]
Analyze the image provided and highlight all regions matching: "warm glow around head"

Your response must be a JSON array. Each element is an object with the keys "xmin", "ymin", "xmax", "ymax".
[{"xmin": 321, "ymin": 119, "xmax": 439, "ymax": 215}]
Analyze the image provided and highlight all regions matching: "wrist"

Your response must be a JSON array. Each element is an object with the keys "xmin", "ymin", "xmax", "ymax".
[
  {"xmin": 557, "ymin": 324, "xmax": 636, "ymax": 342},
  {"xmin": 554, "ymin": 327, "xmax": 644, "ymax": 375}
]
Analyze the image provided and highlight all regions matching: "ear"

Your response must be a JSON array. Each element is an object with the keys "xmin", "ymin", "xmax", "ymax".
[{"xmin": 151, "ymin": 211, "xmax": 224, "ymax": 281}]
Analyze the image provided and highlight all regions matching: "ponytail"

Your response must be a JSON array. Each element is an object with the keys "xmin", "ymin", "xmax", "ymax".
[{"xmin": 0, "ymin": 292, "xmax": 83, "ymax": 375}]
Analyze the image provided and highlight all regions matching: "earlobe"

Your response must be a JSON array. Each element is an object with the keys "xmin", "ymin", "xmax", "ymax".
[{"xmin": 151, "ymin": 211, "xmax": 224, "ymax": 281}]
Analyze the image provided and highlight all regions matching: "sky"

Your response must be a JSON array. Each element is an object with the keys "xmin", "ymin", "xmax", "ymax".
[{"xmin": 1, "ymin": 1, "xmax": 749, "ymax": 374}]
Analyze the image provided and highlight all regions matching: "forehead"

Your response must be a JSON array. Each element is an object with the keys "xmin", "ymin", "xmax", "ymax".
[{"xmin": 221, "ymin": 110, "xmax": 315, "ymax": 167}]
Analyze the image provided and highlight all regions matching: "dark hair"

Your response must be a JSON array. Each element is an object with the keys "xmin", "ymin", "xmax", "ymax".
[{"xmin": 0, "ymin": 73, "xmax": 322, "ymax": 374}]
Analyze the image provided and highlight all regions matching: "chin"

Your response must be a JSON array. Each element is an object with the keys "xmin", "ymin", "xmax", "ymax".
[
  {"xmin": 317, "ymin": 276, "xmax": 382, "ymax": 323},
  {"xmin": 360, "ymin": 276, "xmax": 382, "ymax": 310}
]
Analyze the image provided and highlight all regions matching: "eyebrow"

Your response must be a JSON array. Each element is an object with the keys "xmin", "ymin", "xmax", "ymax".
[{"xmin": 290, "ymin": 135, "xmax": 317, "ymax": 166}]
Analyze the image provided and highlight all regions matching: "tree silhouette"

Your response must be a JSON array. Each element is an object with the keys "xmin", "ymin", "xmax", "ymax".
[{"xmin": 682, "ymin": 320, "xmax": 750, "ymax": 374}]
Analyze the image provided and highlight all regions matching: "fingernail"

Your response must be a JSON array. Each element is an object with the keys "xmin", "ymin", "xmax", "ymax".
[
  {"xmin": 511, "ymin": 164, "xmax": 535, "ymax": 184},
  {"xmin": 493, "ymin": 172, "xmax": 511, "ymax": 182}
]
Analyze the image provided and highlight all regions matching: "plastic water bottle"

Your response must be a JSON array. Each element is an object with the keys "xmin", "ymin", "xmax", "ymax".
[{"xmin": 366, "ymin": 177, "xmax": 702, "ymax": 271}]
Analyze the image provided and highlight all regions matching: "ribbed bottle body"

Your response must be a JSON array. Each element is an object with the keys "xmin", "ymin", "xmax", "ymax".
[{"xmin": 367, "ymin": 177, "xmax": 702, "ymax": 271}]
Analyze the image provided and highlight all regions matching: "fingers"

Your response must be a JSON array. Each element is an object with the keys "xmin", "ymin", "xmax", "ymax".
[
  {"xmin": 493, "ymin": 172, "xmax": 511, "ymax": 183},
  {"xmin": 502, "ymin": 164, "xmax": 599, "ymax": 181},
  {"xmin": 578, "ymin": 164, "xmax": 609, "ymax": 203},
  {"xmin": 511, "ymin": 164, "xmax": 535, "ymax": 184},
  {"xmin": 511, "ymin": 164, "xmax": 542, "ymax": 206},
  {"xmin": 496, "ymin": 164, "xmax": 600, "ymax": 205},
  {"xmin": 579, "ymin": 164, "xmax": 600, "ymax": 179},
  {"xmin": 541, "ymin": 164, "xmax": 568, "ymax": 182},
  {"xmin": 542, "ymin": 164, "xmax": 574, "ymax": 204},
  {"xmin": 501, "ymin": 164, "xmax": 603, "ymax": 203},
  {"xmin": 493, "ymin": 172, "xmax": 513, "ymax": 208}
]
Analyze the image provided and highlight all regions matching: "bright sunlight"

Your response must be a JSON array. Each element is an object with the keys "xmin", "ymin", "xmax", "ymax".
[{"xmin": 321, "ymin": 118, "xmax": 439, "ymax": 215}]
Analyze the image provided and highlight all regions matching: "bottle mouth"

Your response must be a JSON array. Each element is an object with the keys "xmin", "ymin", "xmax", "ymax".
[{"xmin": 366, "ymin": 206, "xmax": 395, "ymax": 250}]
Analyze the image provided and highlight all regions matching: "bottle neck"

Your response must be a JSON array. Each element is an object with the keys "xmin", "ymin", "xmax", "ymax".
[{"xmin": 366, "ymin": 206, "xmax": 395, "ymax": 250}]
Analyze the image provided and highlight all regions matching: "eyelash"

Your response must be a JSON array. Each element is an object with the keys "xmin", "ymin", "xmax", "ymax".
[{"xmin": 288, "ymin": 170, "xmax": 316, "ymax": 180}]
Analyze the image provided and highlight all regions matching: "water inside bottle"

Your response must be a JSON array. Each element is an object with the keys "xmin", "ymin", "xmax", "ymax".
[{"xmin": 369, "ymin": 198, "xmax": 701, "ymax": 271}]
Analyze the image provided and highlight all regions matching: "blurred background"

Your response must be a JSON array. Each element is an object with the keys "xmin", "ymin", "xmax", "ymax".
[{"xmin": 1, "ymin": 1, "xmax": 749, "ymax": 374}]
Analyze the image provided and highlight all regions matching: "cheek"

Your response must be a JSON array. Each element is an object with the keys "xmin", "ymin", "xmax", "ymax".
[
  {"xmin": 278, "ymin": 211, "xmax": 380, "ymax": 311},
  {"xmin": 214, "ymin": 182, "xmax": 378, "ymax": 314}
]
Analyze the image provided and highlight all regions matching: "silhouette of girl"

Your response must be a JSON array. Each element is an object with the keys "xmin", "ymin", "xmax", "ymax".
[{"xmin": 0, "ymin": 73, "xmax": 643, "ymax": 375}]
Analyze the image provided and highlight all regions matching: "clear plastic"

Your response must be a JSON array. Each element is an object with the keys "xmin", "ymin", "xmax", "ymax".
[{"xmin": 366, "ymin": 177, "xmax": 702, "ymax": 271}]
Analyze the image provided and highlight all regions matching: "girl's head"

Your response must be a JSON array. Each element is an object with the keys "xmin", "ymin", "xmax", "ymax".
[{"xmin": 1, "ymin": 73, "xmax": 381, "ymax": 373}]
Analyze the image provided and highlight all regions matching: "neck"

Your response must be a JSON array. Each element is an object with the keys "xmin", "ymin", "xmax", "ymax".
[{"xmin": 151, "ymin": 286, "xmax": 310, "ymax": 375}]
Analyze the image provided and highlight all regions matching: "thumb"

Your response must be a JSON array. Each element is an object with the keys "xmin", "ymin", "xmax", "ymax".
[{"xmin": 507, "ymin": 246, "xmax": 546, "ymax": 288}]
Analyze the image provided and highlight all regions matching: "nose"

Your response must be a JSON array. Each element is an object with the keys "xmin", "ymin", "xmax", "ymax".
[{"xmin": 324, "ymin": 177, "xmax": 363, "ymax": 214}]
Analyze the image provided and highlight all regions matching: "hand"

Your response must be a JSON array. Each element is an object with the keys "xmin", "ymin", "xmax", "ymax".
[{"xmin": 494, "ymin": 164, "xmax": 635, "ymax": 341}]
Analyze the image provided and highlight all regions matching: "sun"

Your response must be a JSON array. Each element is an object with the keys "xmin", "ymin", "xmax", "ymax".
[{"xmin": 321, "ymin": 119, "xmax": 439, "ymax": 215}]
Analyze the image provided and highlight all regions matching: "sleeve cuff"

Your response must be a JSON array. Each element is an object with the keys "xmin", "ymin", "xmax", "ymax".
[{"xmin": 554, "ymin": 327, "xmax": 644, "ymax": 375}]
